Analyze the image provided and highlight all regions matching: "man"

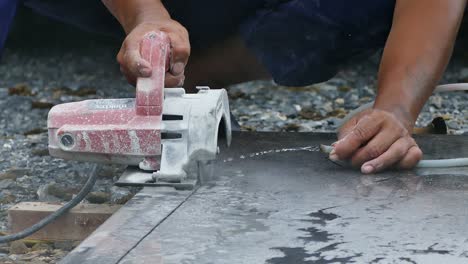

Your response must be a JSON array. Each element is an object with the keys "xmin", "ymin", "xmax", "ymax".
[{"xmin": 1, "ymin": 0, "xmax": 466, "ymax": 174}]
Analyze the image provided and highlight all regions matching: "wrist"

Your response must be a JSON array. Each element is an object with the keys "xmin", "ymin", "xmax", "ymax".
[
  {"xmin": 373, "ymin": 97, "xmax": 417, "ymax": 132},
  {"xmin": 104, "ymin": 0, "xmax": 170, "ymax": 34},
  {"xmin": 123, "ymin": 11, "xmax": 171, "ymax": 34}
]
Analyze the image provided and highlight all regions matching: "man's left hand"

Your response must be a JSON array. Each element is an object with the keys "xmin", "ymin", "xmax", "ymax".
[{"xmin": 331, "ymin": 108, "xmax": 423, "ymax": 174}]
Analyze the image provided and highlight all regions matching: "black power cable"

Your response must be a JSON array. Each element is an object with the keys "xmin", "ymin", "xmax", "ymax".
[{"xmin": 0, "ymin": 164, "xmax": 99, "ymax": 243}]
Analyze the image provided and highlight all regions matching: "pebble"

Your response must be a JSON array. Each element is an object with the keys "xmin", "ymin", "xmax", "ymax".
[
  {"xmin": 53, "ymin": 241, "xmax": 80, "ymax": 251},
  {"xmin": 0, "ymin": 180, "xmax": 15, "ymax": 189},
  {"xmin": 0, "ymin": 169, "xmax": 30, "ymax": 181},
  {"xmin": 9, "ymin": 241, "xmax": 28, "ymax": 255},
  {"xmin": 36, "ymin": 184, "xmax": 61, "ymax": 202},
  {"xmin": 430, "ymin": 95, "xmax": 443, "ymax": 109},
  {"xmin": 334, "ymin": 98, "xmax": 345, "ymax": 105},
  {"xmin": 447, "ymin": 120, "xmax": 460, "ymax": 130},
  {"xmin": 110, "ymin": 186, "xmax": 135, "ymax": 205},
  {"xmin": 86, "ymin": 192, "xmax": 110, "ymax": 204},
  {"xmin": 37, "ymin": 183, "xmax": 78, "ymax": 202},
  {"xmin": 0, "ymin": 193, "xmax": 16, "ymax": 204},
  {"xmin": 31, "ymin": 242, "xmax": 52, "ymax": 252}
]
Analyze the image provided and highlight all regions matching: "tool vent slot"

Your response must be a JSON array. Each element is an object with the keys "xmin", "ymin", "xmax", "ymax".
[
  {"xmin": 161, "ymin": 132, "xmax": 182, "ymax": 139},
  {"xmin": 162, "ymin": 114, "xmax": 183, "ymax": 121}
]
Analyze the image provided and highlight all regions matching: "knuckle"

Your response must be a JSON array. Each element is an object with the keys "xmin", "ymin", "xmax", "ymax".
[
  {"xmin": 396, "ymin": 144, "xmax": 407, "ymax": 157},
  {"xmin": 174, "ymin": 44, "xmax": 191, "ymax": 57},
  {"xmin": 352, "ymin": 126, "xmax": 370, "ymax": 141},
  {"xmin": 116, "ymin": 52, "xmax": 123, "ymax": 64},
  {"xmin": 400, "ymin": 147, "xmax": 423, "ymax": 169},
  {"xmin": 364, "ymin": 145, "xmax": 383, "ymax": 159}
]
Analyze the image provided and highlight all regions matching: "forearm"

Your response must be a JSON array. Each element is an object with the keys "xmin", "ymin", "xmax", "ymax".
[
  {"xmin": 375, "ymin": 0, "xmax": 466, "ymax": 127},
  {"xmin": 102, "ymin": 0, "xmax": 170, "ymax": 33}
]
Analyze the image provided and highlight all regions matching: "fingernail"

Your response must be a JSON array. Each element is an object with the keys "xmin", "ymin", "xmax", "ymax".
[
  {"xmin": 329, "ymin": 150, "xmax": 339, "ymax": 161},
  {"xmin": 362, "ymin": 164, "xmax": 375, "ymax": 174},
  {"xmin": 171, "ymin": 62, "xmax": 185, "ymax": 76},
  {"xmin": 331, "ymin": 141, "xmax": 338, "ymax": 147},
  {"xmin": 139, "ymin": 67, "xmax": 152, "ymax": 77}
]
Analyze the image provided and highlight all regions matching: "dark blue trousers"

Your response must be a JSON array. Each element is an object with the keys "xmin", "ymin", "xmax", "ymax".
[{"xmin": 0, "ymin": 0, "xmax": 395, "ymax": 86}]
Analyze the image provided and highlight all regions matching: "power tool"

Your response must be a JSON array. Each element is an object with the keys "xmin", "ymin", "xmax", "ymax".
[{"xmin": 47, "ymin": 31, "xmax": 232, "ymax": 189}]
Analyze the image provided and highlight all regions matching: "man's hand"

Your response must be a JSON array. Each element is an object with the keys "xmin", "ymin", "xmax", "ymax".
[
  {"xmin": 332, "ymin": 108, "xmax": 422, "ymax": 174},
  {"xmin": 117, "ymin": 20, "xmax": 190, "ymax": 87},
  {"xmin": 330, "ymin": 0, "xmax": 466, "ymax": 174},
  {"xmin": 103, "ymin": 0, "xmax": 190, "ymax": 87}
]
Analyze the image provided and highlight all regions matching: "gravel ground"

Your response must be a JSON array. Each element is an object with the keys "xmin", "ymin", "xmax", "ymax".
[{"xmin": 0, "ymin": 9, "xmax": 467, "ymax": 264}]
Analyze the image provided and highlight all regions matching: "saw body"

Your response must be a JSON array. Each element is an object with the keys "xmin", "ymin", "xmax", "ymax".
[{"xmin": 47, "ymin": 32, "xmax": 231, "ymax": 185}]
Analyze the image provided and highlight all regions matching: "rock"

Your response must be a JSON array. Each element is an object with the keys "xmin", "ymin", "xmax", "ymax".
[
  {"xmin": 97, "ymin": 165, "xmax": 119, "ymax": 179},
  {"xmin": 240, "ymin": 125, "xmax": 256, "ymax": 131},
  {"xmin": 0, "ymin": 179, "xmax": 14, "ymax": 189},
  {"xmin": 321, "ymin": 102, "xmax": 334, "ymax": 114},
  {"xmin": 429, "ymin": 95, "xmax": 443, "ymax": 109},
  {"xmin": 313, "ymin": 83, "xmax": 337, "ymax": 92},
  {"xmin": 338, "ymin": 85, "xmax": 351, "ymax": 92},
  {"xmin": 8, "ymin": 83, "xmax": 34, "ymax": 96},
  {"xmin": 86, "ymin": 192, "xmax": 110, "ymax": 204},
  {"xmin": 31, "ymin": 149, "xmax": 49, "ymax": 157},
  {"xmin": 23, "ymin": 128, "xmax": 47, "ymax": 136},
  {"xmin": 293, "ymin": 104, "xmax": 302, "ymax": 112},
  {"xmin": 334, "ymin": 98, "xmax": 344, "ymax": 106},
  {"xmin": 37, "ymin": 184, "xmax": 60, "ymax": 202},
  {"xmin": 27, "ymin": 259, "xmax": 48, "ymax": 264},
  {"xmin": 31, "ymin": 242, "xmax": 52, "ymax": 252},
  {"xmin": 0, "ymin": 255, "xmax": 13, "ymax": 264},
  {"xmin": 53, "ymin": 241, "xmax": 80, "ymax": 251},
  {"xmin": 299, "ymin": 121, "xmax": 324, "ymax": 131},
  {"xmin": 299, "ymin": 108, "xmax": 322, "ymax": 120},
  {"xmin": 329, "ymin": 108, "xmax": 347, "ymax": 119},
  {"xmin": 0, "ymin": 193, "xmax": 16, "ymax": 204},
  {"xmin": 110, "ymin": 186, "xmax": 134, "ymax": 205},
  {"xmin": 70, "ymin": 86, "xmax": 98, "ymax": 96},
  {"xmin": 37, "ymin": 183, "xmax": 78, "ymax": 202},
  {"xmin": 283, "ymin": 123, "xmax": 301, "ymax": 132},
  {"xmin": 447, "ymin": 120, "xmax": 460, "ymax": 130},
  {"xmin": 228, "ymin": 90, "xmax": 248, "ymax": 99},
  {"xmin": 9, "ymin": 241, "xmax": 28, "ymax": 254},
  {"xmin": 460, "ymin": 68, "xmax": 468, "ymax": 80},
  {"xmin": 31, "ymin": 101, "xmax": 55, "ymax": 109},
  {"xmin": 0, "ymin": 245, "xmax": 10, "ymax": 254},
  {"xmin": 46, "ymin": 184, "xmax": 78, "ymax": 201},
  {"xmin": 0, "ymin": 168, "xmax": 30, "ymax": 181}
]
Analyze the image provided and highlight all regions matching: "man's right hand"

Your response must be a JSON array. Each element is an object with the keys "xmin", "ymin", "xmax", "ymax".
[
  {"xmin": 117, "ymin": 20, "xmax": 190, "ymax": 87},
  {"xmin": 102, "ymin": 0, "xmax": 190, "ymax": 87}
]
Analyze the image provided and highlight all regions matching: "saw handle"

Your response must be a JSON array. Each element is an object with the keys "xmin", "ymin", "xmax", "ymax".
[{"xmin": 135, "ymin": 31, "xmax": 171, "ymax": 116}]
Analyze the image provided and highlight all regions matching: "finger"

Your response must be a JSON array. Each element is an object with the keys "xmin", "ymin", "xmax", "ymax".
[
  {"xmin": 120, "ymin": 65, "xmax": 136, "ymax": 86},
  {"xmin": 360, "ymin": 137, "xmax": 413, "ymax": 174},
  {"xmin": 118, "ymin": 41, "xmax": 152, "ymax": 82},
  {"xmin": 167, "ymin": 30, "xmax": 190, "ymax": 76},
  {"xmin": 337, "ymin": 104, "xmax": 373, "ymax": 139},
  {"xmin": 337, "ymin": 116, "xmax": 358, "ymax": 139},
  {"xmin": 123, "ymin": 47, "xmax": 153, "ymax": 78},
  {"xmin": 350, "ymin": 125, "xmax": 406, "ymax": 167},
  {"xmin": 397, "ymin": 145, "xmax": 423, "ymax": 170},
  {"xmin": 165, "ymin": 73, "xmax": 185, "ymax": 87},
  {"xmin": 332, "ymin": 114, "xmax": 383, "ymax": 160}
]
